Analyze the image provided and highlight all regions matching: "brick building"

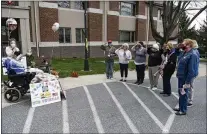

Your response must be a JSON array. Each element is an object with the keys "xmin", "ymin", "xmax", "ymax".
[{"xmin": 1, "ymin": 1, "xmax": 178, "ymax": 58}]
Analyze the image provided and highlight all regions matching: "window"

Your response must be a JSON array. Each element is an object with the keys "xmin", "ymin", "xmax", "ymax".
[
  {"xmin": 120, "ymin": 2, "xmax": 136, "ymax": 16},
  {"xmin": 76, "ymin": 28, "xmax": 85, "ymax": 43},
  {"xmin": 59, "ymin": 28, "xmax": 71, "ymax": 43},
  {"xmin": 74, "ymin": 1, "xmax": 84, "ymax": 10},
  {"xmin": 58, "ymin": 1, "xmax": 70, "ymax": 8},
  {"xmin": 119, "ymin": 31, "xmax": 135, "ymax": 42}
]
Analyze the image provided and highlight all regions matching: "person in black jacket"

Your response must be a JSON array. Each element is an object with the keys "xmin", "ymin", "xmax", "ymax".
[
  {"xmin": 147, "ymin": 44, "xmax": 162, "ymax": 90},
  {"xmin": 160, "ymin": 43, "xmax": 177, "ymax": 96}
]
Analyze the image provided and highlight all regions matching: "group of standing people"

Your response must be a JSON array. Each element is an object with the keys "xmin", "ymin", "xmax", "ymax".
[{"xmin": 101, "ymin": 39, "xmax": 199, "ymax": 116}]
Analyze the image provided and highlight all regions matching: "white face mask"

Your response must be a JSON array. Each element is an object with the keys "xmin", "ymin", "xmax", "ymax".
[{"xmin": 11, "ymin": 43, "xmax": 16, "ymax": 48}]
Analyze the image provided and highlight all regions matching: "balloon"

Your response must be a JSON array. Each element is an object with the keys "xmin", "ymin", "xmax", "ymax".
[
  {"xmin": 8, "ymin": 0, "xmax": 12, "ymax": 5},
  {"xmin": 52, "ymin": 22, "xmax": 59, "ymax": 32},
  {"xmin": 6, "ymin": 18, "xmax": 17, "ymax": 31}
]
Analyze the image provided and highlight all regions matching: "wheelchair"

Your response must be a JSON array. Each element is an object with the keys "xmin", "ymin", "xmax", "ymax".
[{"xmin": 3, "ymin": 71, "xmax": 36, "ymax": 103}]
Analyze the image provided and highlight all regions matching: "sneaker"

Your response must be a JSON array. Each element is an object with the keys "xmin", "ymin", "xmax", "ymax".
[
  {"xmin": 173, "ymin": 108, "xmax": 180, "ymax": 112},
  {"xmin": 175, "ymin": 111, "xmax": 186, "ymax": 116},
  {"xmin": 120, "ymin": 79, "xmax": 123, "ymax": 81},
  {"xmin": 124, "ymin": 80, "xmax": 127, "ymax": 82},
  {"xmin": 187, "ymin": 103, "xmax": 193, "ymax": 107},
  {"xmin": 152, "ymin": 87, "xmax": 157, "ymax": 91}
]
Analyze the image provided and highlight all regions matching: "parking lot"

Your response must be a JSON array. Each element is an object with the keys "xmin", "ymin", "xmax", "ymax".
[{"xmin": 2, "ymin": 77, "xmax": 206, "ymax": 133}]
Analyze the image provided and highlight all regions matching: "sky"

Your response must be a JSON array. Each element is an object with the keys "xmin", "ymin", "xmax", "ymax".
[{"xmin": 187, "ymin": 2, "xmax": 206, "ymax": 30}]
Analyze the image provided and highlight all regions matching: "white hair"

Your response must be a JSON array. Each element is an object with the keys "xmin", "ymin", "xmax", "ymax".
[
  {"xmin": 152, "ymin": 43, "xmax": 159, "ymax": 50},
  {"xmin": 122, "ymin": 43, "xmax": 129, "ymax": 49}
]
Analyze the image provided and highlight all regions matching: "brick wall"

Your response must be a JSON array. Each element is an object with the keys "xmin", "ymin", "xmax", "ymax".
[
  {"xmin": 109, "ymin": 1, "xmax": 119, "ymax": 11},
  {"xmin": 138, "ymin": 1, "xmax": 146, "ymax": 15},
  {"xmin": 88, "ymin": 13, "xmax": 102, "ymax": 41},
  {"xmin": 107, "ymin": 15, "xmax": 119, "ymax": 41},
  {"xmin": 136, "ymin": 19, "xmax": 146, "ymax": 41},
  {"xmin": 88, "ymin": 1, "xmax": 100, "ymax": 8},
  {"xmin": 39, "ymin": 7, "xmax": 58, "ymax": 42}
]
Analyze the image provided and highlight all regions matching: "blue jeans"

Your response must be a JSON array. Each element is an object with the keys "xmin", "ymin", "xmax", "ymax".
[
  {"xmin": 178, "ymin": 78, "xmax": 189, "ymax": 113},
  {"xmin": 106, "ymin": 61, "xmax": 114, "ymax": 78}
]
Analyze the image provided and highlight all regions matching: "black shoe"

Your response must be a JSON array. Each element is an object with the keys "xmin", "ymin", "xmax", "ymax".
[
  {"xmin": 120, "ymin": 79, "xmax": 123, "ymax": 81},
  {"xmin": 175, "ymin": 111, "xmax": 186, "ymax": 116},
  {"xmin": 124, "ymin": 80, "xmax": 127, "ymax": 82},
  {"xmin": 173, "ymin": 108, "xmax": 180, "ymax": 112},
  {"xmin": 138, "ymin": 81, "xmax": 143, "ymax": 85},
  {"xmin": 160, "ymin": 92, "xmax": 166, "ymax": 94},
  {"xmin": 134, "ymin": 81, "xmax": 138, "ymax": 84},
  {"xmin": 187, "ymin": 103, "xmax": 193, "ymax": 107},
  {"xmin": 163, "ymin": 94, "xmax": 171, "ymax": 97}
]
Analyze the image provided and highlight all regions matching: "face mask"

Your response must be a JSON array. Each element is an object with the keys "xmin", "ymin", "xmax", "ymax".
[
  {"xmin": 151, "ymin": 48, "xmax": 157, "ymax": 52},
  {"xmin": 11, "ymin": 43, "xmax": 16, "ymax": 48},
  {"xmin": 108, "ymin": 43, "xmax": 112, "ymax": 46},
  {"xmin": 181, "ymin": 46, "xmax": 187, "ymax": 50}
]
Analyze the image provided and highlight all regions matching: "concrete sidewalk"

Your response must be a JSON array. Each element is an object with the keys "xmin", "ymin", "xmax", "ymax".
[{"xmin": 59, "ymin": 63, "xmax": 206, "ymax": 90}]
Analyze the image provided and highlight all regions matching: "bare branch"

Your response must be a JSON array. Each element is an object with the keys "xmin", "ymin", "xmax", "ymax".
[{"xmin": 185, "ymin": 4, "xmax": 207, "ymax": 29}]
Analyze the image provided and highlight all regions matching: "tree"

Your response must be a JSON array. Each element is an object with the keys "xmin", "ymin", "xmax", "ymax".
[
  {"xmin": 147, "ymin": 1, "xmax": 207, "ymax": 46},
  {"xmin": 178, "ymin": 12, "xmax": 199, "ymax": 43},
  {"xmin": 198, "ymin": 21, "xmax": 207, "ymax": 52}
]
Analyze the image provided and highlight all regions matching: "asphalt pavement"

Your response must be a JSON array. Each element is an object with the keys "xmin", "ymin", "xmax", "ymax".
[{"xmin": 2, "ymin": 76, "xmax": 206, "ymax": 133}]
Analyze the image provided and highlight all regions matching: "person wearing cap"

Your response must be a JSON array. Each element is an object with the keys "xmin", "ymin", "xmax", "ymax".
[
  {"xmin": 115, "ymin": 43, "xmax": 132, "ymax": 82},
  {"xmin": 187, "ymin": 40, "xmax": 200, "ymax": 107},
  {"xmin": 100, "ymin": 40, "xmax": 116, "ymax": 79},
  {"xmin": 131, "ymin": 41, "xmax": 147, "ymax": 84},
  {"xmin": 147, "ymin": 43, "xmax": 162, "ymax": 90}
]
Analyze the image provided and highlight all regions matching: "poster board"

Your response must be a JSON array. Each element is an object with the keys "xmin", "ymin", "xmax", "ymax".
[
  {"xmin": 29, "ymin": 80, "xmax": 61, "ymax": 107},
  {"xmin": 1, "ymin": 56, "xmax": 27, "ymax": 75}
]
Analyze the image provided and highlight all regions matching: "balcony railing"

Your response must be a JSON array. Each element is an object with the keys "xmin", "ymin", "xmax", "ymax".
[{"xmin": 1, "ymin": 1, "xmax": 18, "ymax": 6}]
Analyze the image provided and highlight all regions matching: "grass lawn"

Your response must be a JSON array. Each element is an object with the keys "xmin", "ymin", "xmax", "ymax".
[
  {"xmin": 200, "ymin": 58, "xmax": 207, "ymax": 62},
  {"xmin": 52, "ymin": 58, "xmax": 136, "ymax": 78}
]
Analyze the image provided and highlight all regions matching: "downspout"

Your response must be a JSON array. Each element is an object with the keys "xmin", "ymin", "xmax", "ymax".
[
  {"xmin": 146, "ymin": 5, "xmax": 150, "ymax": 48},
  {"xmin": 104, "ymin": 1, "xmax": 107, "ymax": 42},
  {"xmin": 34, "ymin": 1, "xmax": 39, "ymax": 57}
]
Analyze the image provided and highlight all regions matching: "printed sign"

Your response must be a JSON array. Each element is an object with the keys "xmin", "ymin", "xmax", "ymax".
[{"xmin": 30, "ymin": 80, "xmax": 61, "ymax": 107}]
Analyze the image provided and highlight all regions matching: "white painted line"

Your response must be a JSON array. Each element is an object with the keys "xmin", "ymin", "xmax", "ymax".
[
  {"xmin": 127, "ymin": 83, "xmax": 179, "ymax": 96},
  {"xmin": 172, "ymin": 92, "xmax": 179, "ymax": 99},
  {"xmin": 122, "ymin": 82, "xmax": 164, "ymax": 130},
  {"xmin": 147, "ymin": 88, "xmax": 174, "ymax": 113},
  {"xmin": 126, "ymin": 82, "xmax": 176, "ymax": 133},
  {"xmin": 22, "ymin": 107, "xmax": 35, "ymax": 133},
  {"xmin": 103, "ymin": 83, "xmax": 139, "ymax": 133},
  {"xmin": 162, "ymin": 114, "xmax": 175, "ymax": 134},
  {"xmin": 83, "ymin": 86, "xmax": 104, "ymax": 133},
  {"xmin": 62, "ymin": 92, "xmax": 70, "ymax": 133},
  {"xmin": 146, "ymin": 90, "xmax": 176, "ymax": 133}
]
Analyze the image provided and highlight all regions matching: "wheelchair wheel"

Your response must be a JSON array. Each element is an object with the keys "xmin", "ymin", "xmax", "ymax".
[{"xmin": 4, "ymin": 88, "xmax": 21, "ymax": 103}]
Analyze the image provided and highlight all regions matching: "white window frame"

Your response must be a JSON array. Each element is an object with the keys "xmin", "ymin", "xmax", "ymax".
[
  {"xmin": 59, "ymin": 27, "xmax": 71, "ymax": 43},
  {"xmin": 76, "ymin": 28, "xmax": 85, "ymax": 43},
  {"xmin": 119, "ymin": 30, "xmax": 135, "ymax": 43},
  {"xmin": 119, "ymin": 1, "xmax": 136, "ymax": 16}
]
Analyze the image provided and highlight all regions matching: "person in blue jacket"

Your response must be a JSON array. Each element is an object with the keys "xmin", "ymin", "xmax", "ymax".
[
  {"xmin": 187, "ymin": 40, "xmax": 200, "ymax": 107},
  {"xmin": 173, "ymin": 39, "xmax": 198, "ymax": 115}
]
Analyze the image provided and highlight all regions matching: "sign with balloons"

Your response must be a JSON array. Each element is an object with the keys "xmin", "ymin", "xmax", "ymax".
[
  {"xmin": 6, "ymin": 18, "xmax": 17, "ymax": 31},
  {"xmin": 52, "ymin": 22, "xmax": 59, "ymax": 32}
]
